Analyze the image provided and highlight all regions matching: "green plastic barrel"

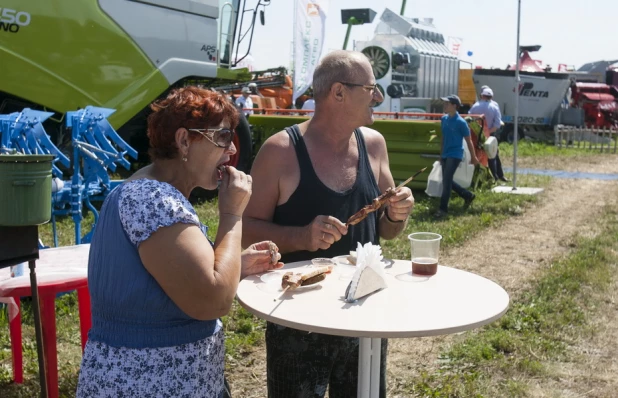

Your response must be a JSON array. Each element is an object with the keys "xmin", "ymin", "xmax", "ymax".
[{"xmin": 0, "ymin": 154, "xmax": 54, "ymax": 226}]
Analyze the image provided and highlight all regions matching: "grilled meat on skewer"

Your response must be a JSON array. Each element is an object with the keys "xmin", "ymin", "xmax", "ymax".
[
  {"xmin": 346, "ymin": 188, "xmax": 396, "ymax": 226},
  {"xmin": 345, "ymin": 167, "xmax": 427, "ymax": 227}
]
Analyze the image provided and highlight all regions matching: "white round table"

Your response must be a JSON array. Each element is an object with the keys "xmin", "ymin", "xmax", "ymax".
[
  {"xmin": 0, "ymin": 244, "xmax": 90, "ymax": 281},
  {"xmin": 237, "ymin": 258, "xmax": 510, "ymax": 398},
  {"xmin": 0, "ymin": 244, "xmax": 91, "ymax": 398}
]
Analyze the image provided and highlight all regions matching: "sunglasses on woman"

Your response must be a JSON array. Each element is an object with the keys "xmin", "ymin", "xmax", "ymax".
[{"xmin": 187, "ymin": 128, "xmax": 235, "ymax": 148}]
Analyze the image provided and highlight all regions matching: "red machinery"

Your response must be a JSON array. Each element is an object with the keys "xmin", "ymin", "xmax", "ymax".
[{"xmin": 571, "ymin": 79, "xmax": 618, "ymax": 128}]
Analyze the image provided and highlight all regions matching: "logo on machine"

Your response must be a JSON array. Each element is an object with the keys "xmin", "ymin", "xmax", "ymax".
[
  {"xmin": 514, "ymin": 82, "xmax": 549, "ymax": 98},
  {"xmin": 200, "ymin": 45, "xmax": 217, "ymax": 61},
  {"xmin": 0, "ymin": 8, "xmax": 31, "ymax": 34},
  {"xmin": 307, "ymin": 4, "xmax": 320, "ymax": 17}
]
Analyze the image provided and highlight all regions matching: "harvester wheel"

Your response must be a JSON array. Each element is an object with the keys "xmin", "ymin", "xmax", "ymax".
[
  {"xmin": 225, "ymin": 112, "xmax": 252, "ymax": 172},
  {"xmin": 500, "ymin": 125, "xmax": 525, "ymax": 144}
]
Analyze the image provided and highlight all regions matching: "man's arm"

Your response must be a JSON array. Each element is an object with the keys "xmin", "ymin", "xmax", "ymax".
[
  {"xmin": 242, "ymin": 130, "xmax": 347, "ymax": 253},
  {"xmin": 490, "ymin": 103, "xmax": 502, "ymax": 133},
  {"xmin": 365, "ymin": 128, "xmax": 414, "ymax": 240},
  {"xmin": 242, "ymin": 132, "xmax": 304, "ymax": 252}
]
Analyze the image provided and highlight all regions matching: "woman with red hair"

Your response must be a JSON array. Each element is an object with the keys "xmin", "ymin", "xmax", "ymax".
[{"xmin": 77, "ymin": 87, "xmax": 282, "ymax": 397}]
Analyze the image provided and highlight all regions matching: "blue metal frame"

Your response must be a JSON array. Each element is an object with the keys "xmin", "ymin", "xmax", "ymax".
[{"xmin": 1, "ymin": 107, "xmax": 137, "ymax": 246}]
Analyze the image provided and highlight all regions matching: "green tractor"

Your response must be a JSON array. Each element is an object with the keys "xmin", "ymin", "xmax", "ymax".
[{"xmin": 0, "ymin": 0, "xmax": 271, "ymax": 171}]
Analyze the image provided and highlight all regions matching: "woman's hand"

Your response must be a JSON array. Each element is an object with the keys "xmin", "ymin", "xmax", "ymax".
[
  {"xmin": 218, "ymin": 166, "xmax": 252, "ymax": 217},
  {"xmin": 241, "ymin": 241, "xmax": 284, "ymax": 279}
]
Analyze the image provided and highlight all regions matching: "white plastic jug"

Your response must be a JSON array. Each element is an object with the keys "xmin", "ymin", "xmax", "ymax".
[{"xmin": 483, "ymin": 136, "xmax": 498, "ymax": 159}]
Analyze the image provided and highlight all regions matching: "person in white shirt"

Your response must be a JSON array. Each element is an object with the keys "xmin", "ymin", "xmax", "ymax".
[
  {"xmin": 470, "ymin": 86, "xmax": 509, "ymax": 182},
  {"xmin": 235, "ymin": 87, "xmax": 253, "ymax": 116},
  {"xmin": 301, "ymin": 96, "xmax": 315, "ymax": 116}
]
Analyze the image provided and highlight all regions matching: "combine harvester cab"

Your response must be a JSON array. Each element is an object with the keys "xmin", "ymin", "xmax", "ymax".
[{"xmin": 0, "ymin": 0, "xmax": 269, "ymax": 171}]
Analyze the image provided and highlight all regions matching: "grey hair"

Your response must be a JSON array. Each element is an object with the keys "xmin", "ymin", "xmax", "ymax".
[{"xmin": 312, "ymin": 50, "xmax": 369, "ymax": 101}]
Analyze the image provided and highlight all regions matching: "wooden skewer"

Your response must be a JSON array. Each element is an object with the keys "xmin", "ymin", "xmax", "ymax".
[
  {"xmin": 395, "ymin": 166, "xmax": 428, "ymax": 190},
  {"xmin": 274, "ymin": 286, "xmax": 290, "ymax": 301}
]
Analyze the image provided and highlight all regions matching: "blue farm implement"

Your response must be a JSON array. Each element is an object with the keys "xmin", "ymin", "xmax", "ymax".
[{"xmin": 0, "ymin": 107, "xmax": 137, "ymax": 245}]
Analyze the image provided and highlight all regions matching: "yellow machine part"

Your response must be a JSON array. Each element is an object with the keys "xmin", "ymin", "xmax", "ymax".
[{"xmin": 458, "ymin": 69, "xmax": 477, "ymax": 106}]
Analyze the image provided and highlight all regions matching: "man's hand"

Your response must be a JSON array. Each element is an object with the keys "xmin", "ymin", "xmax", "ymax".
[
  {"xmin": 386, "ymin": 186, "xmax": 414, "ymax": 222},
  {"xmin": 241, "ymin": 241, "xmax": 284, "ymax": 279},
  {"xmin": 471, "ymin": 156, "xmax": 480, "ymax": 165},
  {"xmin": 305, "ymin": 215, "xmax": 348, "ymax": 252}
]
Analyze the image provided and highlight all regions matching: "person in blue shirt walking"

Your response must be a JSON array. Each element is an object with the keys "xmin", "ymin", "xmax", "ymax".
[
  {"xmin": 436, "ymin": 95, "xmax": 480, "ymax": 218},
  {"xmin": 470, "ymin": 86, "xmax": 509, "ymax": 182}
]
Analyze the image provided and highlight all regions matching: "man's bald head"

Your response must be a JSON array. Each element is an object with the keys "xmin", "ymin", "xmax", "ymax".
[{"xmin": 312, "ymin": 50, "xmax": 371, "ymax": 102}]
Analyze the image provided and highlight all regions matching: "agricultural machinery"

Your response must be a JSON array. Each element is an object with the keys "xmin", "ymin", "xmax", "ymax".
[
  {"xmin": 353, "ymin": 8, "xmax": 460, "ymax": 115},
  {"xmin": 0, "ymin": 107, "xmax": 137, "ymax": 246},
  {"xmin": 0, "ymin": 0, "xmax": 270, "ymax": 170},
  {"xmin": 473, "ymin": 46, "xmax": 618, "ymax": 142}
]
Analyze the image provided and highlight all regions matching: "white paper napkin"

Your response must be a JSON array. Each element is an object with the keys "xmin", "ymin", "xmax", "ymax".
[{"xmin": 345, "ymin": 242, "xmax": 388, "ymax": 302}]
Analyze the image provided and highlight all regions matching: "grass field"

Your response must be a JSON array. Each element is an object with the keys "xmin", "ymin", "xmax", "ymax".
[{"xmin": 2, "ymin": 142, "xmax": 615, "ymax": 397}]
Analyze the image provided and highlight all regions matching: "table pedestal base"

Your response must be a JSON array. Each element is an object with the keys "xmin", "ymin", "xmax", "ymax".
[{"xmin": 358, "ymin": 337, "xmax": 381, "ymax": 398}]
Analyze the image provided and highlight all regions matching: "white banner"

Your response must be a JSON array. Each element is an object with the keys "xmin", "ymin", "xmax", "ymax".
[{"xmin": 293, "ymin": 0, "xmax": 330, "ymax": 103}]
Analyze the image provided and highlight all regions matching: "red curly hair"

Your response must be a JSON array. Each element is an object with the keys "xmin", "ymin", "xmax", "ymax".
[{"xmin": 147, "ymin": 86, "xmax": 239, "ymax": 160}]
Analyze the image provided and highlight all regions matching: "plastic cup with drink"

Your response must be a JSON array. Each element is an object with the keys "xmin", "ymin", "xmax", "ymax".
[{"xmin": 408, "ymin": 232, "xmax": 442, "ymax": 276}]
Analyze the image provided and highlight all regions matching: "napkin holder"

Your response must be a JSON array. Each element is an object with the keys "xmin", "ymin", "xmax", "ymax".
[{"xmin": 344, "ymin": 242, "xmax": 388, "ymax": 302}]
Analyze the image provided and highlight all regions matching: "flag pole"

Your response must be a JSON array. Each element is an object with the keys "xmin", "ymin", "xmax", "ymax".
[{"xmin": 513, "ymin": 0, "xmax": 521, "ymax": 191}]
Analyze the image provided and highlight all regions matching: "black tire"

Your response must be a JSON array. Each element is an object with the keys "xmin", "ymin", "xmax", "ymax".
[
  {"xmin": 226, "ymin": 112, "xmax": 253, "ymax": 172},
  {"xmin": 506, "ymin": 126, "xmax": 524, "ymax": 144},
  {"xmin": 500, "ymin": 125, "xmax": 524, "ymax": 143}
]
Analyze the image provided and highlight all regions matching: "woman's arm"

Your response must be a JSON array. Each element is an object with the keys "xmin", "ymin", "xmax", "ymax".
[{"xmin": 139, "ymin": 217, "xmax": 242, "ymax": 320}]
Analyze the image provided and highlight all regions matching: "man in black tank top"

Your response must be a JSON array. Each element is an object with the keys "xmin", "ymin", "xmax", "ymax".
[{"xmin": 243, "ymin": 50, "xmax": 415, "ymax": 398}]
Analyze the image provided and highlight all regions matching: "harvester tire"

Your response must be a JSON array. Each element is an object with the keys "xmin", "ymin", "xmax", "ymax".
[{"xmin": 226, "ymin": 112, "xmax": 253, "ymax": 173}]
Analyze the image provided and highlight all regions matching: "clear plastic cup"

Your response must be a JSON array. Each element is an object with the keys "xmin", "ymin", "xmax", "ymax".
[{"xmin": 408, "ymin": 232, "xmax": 442, "ymax": 276}]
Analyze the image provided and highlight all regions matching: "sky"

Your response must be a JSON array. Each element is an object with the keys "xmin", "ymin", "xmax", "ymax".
[{"xmin": 238, "ymin": 0, "xmax": 618, "ymax": 72}]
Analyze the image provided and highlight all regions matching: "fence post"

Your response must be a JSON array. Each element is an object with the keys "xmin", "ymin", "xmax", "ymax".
[
  {"xmin": 605, "ymin": 127, "xmax": 609, "ymax": 153},
  {"xmin": 554, "ymin": 125, "xmax": 559, "ymax": 148}
]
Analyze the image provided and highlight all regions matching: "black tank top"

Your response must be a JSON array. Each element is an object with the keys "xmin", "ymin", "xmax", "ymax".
[{"xmin": 273, "ymin": 125, "xmax": 381, "ymax": 263}]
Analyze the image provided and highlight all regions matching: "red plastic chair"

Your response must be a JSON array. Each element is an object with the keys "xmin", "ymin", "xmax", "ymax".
[{"xmin": 1, "ymin": 272, "xmax": 91, "ymax": 398}]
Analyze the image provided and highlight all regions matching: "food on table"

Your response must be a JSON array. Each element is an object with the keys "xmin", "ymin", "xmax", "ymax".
[
  {"xmin": 268, "ymin": 241, "xmax": 279, "ymax": 265},
  {"xmin": 346, "ymin": 251, "xmax": 357, "ymax": 265},
  {"xmin": 281, "ymin": 266, "xmax": 330, "ymax": 290},
  {"xmin": 311, "ymin": 258, "xmax": 335, "ymax": 272}
]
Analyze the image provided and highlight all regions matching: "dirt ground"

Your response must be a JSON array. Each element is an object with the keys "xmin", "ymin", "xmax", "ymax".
[{"xmin": 228, "ymin": 153, "xmax": 618, "ymax": 398}]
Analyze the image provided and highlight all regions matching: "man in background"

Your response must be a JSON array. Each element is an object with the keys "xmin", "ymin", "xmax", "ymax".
[
  {"xmin": 471, "ymin": 86, "xmax": 509, "ymax": 182},
  {"xmin": 301, "ymin": 91, "xmax": 315, "ymax": 116},
  {"xmin": 235, "ymin": 86, "xmax": 254, "ymax": 116}
]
